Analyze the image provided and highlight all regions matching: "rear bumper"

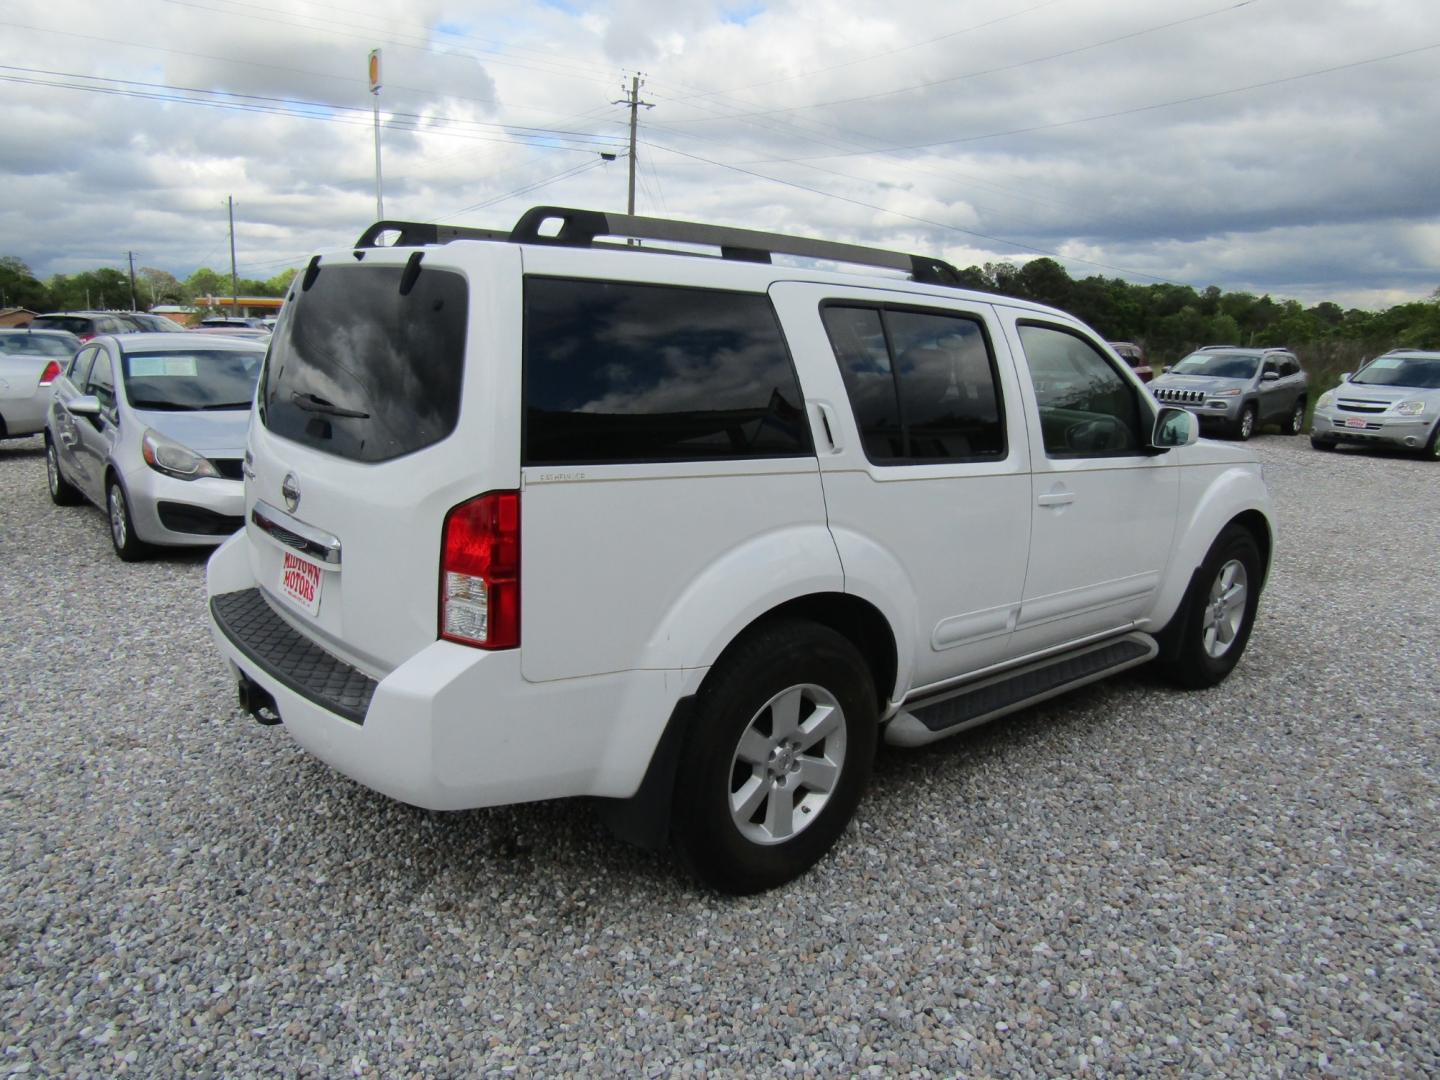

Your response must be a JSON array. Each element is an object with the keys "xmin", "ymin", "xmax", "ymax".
[
  {"xmin": 204, "ymin": 532, "xmax": 677, "ymax": 811},
  {"xmin": 0, "ymin": 389, "xmax": 49, "ymax": 436}
]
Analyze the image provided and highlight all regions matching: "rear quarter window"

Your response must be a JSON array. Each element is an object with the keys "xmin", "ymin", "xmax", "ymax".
[
  {"xmin": 259, "ymin": 264, "xmax": 468, "ymax": 463},
  {"xmin": 523, "ymin": 278, "xmax": 811, "ymax": 465}
]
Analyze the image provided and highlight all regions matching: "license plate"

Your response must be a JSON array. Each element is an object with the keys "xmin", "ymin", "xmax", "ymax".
[
  {"xmin": 280, "ymin": 551, "xmax": 323, "ymax": 616},
  {"xmin": 1344, "ymin": 418, "xmax": 1369, "ymax": 429}
]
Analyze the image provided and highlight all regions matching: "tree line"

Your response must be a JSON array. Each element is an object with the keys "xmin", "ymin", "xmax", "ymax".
[
  {"xmin": 0, "ymin": 256, "xmax": 296, "ymax": 314},
  {"xmin": 4, "ymin": 249, "xmax": 1436, "ymax": 374}
]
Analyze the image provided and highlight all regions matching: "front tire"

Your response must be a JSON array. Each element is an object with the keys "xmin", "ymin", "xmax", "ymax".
[
  {"xmin": 671, "ymin": 619, "xmax": 877, "ymax": 894},
  {"xmin": 107, "ymin": 478, "xmax": 149, "ymax": 562},
  {"xmin": 46, "ymin": 437, "xmax": 82, "ymax": 505},
  {"xmin": 1156, "ymin": 525, "xmax": 1263, "ymax": 689},
  {"xmin": 1233, "ymin": 403, "xmax": 1258, "ymax": 441},
  {"xmin": 1423, "ymin": 423, "xmax": 1440, "ymax": 461},
  {"xmin": 1310, "ymin": 436, "xmax": 1335, "ymax": 451},
  {"xmin": 1282, "ymin": 398, "xmax": 1306, "ymax": 435}
]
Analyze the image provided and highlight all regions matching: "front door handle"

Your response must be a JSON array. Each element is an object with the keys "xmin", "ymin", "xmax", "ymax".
[{"xmin": 1037, "ymin": 490, "xmax": 1075, "ymax": 508}]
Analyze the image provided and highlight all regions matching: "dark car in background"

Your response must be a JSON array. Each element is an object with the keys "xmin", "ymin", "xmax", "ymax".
[{"xmin": 28, "ymin": 312, "xmax": 136, "ymax": 342}]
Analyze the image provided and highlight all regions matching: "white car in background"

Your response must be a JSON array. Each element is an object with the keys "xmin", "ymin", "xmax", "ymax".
[
  {"xmin": 0, "ymin": 328, "xmax": 79, "ymax": 439},
  {"xmin": 1311, "ymin": 350, "xmax": 1440, "ymax": 459},
  {"xmin": 45, "ymin": 333, "xmax": 267, "ymax": 559}
]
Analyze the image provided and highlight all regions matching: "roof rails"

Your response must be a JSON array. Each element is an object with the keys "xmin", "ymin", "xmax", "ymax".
[
  {"xmin": 1198, "ymin": 344, "xmax": 1291, "ymax": 352},
  {"xmin": 355, "ymin": 205, "xmax": 966, "ymax": 287}
]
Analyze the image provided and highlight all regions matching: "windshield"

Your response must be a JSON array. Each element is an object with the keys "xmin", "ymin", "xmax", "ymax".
[
  {"xmin": 1169, "ymin": 353, "xmax": 1260, "ymax": 379},
  {"xmin": 1352, "ymin": 356, "xmax": 1440, "ymax": 390},
  {"xmin": 122, "ymin": 348, "xmax": 265, "ymax": 410},
  {"xmin": 0, "ymin": 333, "xmax": 76, "ymax": 358}
]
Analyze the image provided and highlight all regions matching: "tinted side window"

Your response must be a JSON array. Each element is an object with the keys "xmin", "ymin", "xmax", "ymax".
[
  {"xmin": 822, "ymin": 304, "xmax": 1004, "ymax": 463},
  {"xmin": 523, "ymin": 278, "xmax": 810, "ymax": 465},
  {"xmin": 1017, "ymin": 322, "xmax": 1142, "ymax": 457}
]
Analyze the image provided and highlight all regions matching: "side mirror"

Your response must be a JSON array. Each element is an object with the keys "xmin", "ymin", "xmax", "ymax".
[
  {"xmin": 1341, "ymin": 371, "xmax": 1354, "ymax": 382},
  {"xmin": 1152, "ymin": 406, "xmax": 1199, "ymax": 449},
  {"xmin": 64, "ymin": 395, "xmax": 101, "ymax": 417},
  {"xmin": 1261, "ymin": 370, "xmax": 1280, "ymax": 382}
]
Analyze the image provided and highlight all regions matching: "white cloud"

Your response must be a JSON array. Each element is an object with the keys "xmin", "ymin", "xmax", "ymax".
[{"xmin": 1, "ymin": 0, "xmax": 1437, "ymax": 309}]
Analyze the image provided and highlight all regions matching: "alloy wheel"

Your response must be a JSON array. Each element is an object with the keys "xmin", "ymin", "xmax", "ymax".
[
  {"xmin": 109, "ymin": 485, "xmax": 128, "ymax": 550},
  {"xmin": 728, "ymin": 683, "xmax": 847, "ymax": 846},
  {"xmin": 1202, "ymin": 558, "xmax": 1249, "ymax": 658}
]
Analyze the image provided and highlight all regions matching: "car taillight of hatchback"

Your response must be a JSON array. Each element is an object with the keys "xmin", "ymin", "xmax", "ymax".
[{"xmin": 440, "ymin": 491, "xmax": 520, "ymax": 649}]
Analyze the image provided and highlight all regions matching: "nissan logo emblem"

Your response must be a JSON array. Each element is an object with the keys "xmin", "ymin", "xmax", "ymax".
[{"xmin": 281, "ymin": 473, "xmax": 301, "ymax": 512}]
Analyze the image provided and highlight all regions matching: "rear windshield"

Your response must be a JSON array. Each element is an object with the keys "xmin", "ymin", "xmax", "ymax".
[
  {"xmin": 259, "ymin": 265, "xmax": 468, "ymax": 462},
  {"xmin": 0, "ymin": 333, "xmax": 75, "ymax": 358},
  {"xmin": 1170, "ymin": 353, "xmax": 1259, "ymax": 379},
  {"xmin": 30, "ymin": 316, "xmax": 94, "ymax": 336},
  {"xmin": 123, "ymin": 348, "xmax": 265, "ymax": 411}
]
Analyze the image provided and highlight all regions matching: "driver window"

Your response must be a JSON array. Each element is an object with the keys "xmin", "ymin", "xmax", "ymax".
[
  {"xmin": 87, "ymin": 351, "xmax": 116, "ymax": 411},
  {"xmin": 1016, "ymin": 322, "xmax": 1142, "ymax": 457}
]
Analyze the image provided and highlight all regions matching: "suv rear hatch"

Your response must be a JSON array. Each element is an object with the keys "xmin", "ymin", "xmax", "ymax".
[{"xmin": 244, "ymin": 247, "xmax": 521, "ymax": 676}]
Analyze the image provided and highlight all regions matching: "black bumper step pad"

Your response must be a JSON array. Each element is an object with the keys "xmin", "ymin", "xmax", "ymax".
[
  {"xmin": 913, "ymin": 637, "xmax": 1152, "ymax": 733},
  {"xmin": 211, "ymin": 588, "xmax": 376, "ymax": 725}
]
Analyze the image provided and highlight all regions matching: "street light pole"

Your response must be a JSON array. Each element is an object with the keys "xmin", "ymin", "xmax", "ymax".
[{"xmin": 369, "ymin": 49, "xmax": 384, "ymax": 221}]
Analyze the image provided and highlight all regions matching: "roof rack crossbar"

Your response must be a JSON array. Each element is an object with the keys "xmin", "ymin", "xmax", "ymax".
[{"xmin": 355, "ymin": 220, "xmax": 511, "ymax": 249}]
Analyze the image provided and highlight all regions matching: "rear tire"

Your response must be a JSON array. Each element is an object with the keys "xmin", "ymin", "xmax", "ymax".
[
  {"xmin": 671, "ymin": 619, "xmax": 876, "ymax": 894},
  {"xmin": 1155, "ymin": 525, "xmax": 1263, "ymax": 690},
  {"xmin": 1282, "ymin": 398, "xmax": 1306, "ymax": 435},
  {"xmin": 107, "ymin": 478, "xmax": 150, "ymax": 562},
  {"xmin": 46, "ymin": 437, "xmax": 82, "ymax": 505}
]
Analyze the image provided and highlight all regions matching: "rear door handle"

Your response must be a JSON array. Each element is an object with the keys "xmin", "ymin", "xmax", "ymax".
[
  {"xmin": 815, "ymin": 402, "xmax": 843, "ymax": 453},
  {"xmin": 1037, "ymin": 490, "xmax": 1075, "ymax": 508}
]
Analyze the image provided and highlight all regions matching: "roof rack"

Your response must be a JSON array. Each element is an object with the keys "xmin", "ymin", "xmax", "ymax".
[{"xmin": 355, "ymin": 205, "xmax": 965, "ymax": 287}]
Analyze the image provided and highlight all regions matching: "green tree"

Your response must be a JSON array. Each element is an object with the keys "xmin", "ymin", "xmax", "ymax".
[
  {"xmin": 139, "ymin": 267, "xmax": 184, "ymax": 307},
  {"xmin": 1, "ymin": 256, "xmax": 50, "ymax": 311}
]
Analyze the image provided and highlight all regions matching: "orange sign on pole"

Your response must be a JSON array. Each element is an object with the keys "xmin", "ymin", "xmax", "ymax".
[{"xmin": 368, "ymin": 49, "xmax": 382, "ymax": 94}]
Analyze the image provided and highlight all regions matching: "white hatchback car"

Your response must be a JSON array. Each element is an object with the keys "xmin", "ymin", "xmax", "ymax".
[
  {"xmin": 46, "ymin": 333, "xmax": 266, "ymax": 559},
  {"xmin": 207, "ymin": 208, "xmax": 1275, "ymax": 892}
]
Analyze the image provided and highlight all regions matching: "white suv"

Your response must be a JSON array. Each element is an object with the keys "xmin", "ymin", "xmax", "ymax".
[{"xmin": 206, "ymin": 207, "xmax": 1275, "ymax": 893}]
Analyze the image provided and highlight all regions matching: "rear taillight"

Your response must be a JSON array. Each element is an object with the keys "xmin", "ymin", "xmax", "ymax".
[
  {"xmin": 440, "ymin": 491, "xmax": 519, "ymax": 649},
  {"xmin": 38, "ymin": 360, "xmax": 62, "ymax": 386}
]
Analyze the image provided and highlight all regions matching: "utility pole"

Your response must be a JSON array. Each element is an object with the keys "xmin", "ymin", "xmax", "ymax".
[
  {"xmin": 369, "ymin": 49, "xmax": 384, "ymax": 220},
  {"xmin": 127, "ymin": 251, "xmax": 138, "ymax": 311},
  {"xmin": 613, "ymin": 73, "xmax": 653, "ymax": 217},
  {"xmin": 228, "ymin": 196, "xmax": 239, "ymax": 316}
]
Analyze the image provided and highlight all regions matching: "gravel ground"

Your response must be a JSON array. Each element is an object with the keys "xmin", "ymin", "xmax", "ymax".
[{"xmin": 1, "ymin": 430, "xmax": 1436, "ymax": 1078}]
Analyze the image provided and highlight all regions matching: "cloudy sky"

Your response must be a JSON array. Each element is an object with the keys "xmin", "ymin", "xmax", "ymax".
[{"xmin": 3, "ymin": 0, "xmax": 1437, "ymax": 308}]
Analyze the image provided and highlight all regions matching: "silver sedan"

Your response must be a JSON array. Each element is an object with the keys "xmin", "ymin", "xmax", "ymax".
[
  {"xmin": 44, "ymin": 333, "xmax": 267, "ymax": 560},
  {"xmin": 0, "ymin": 328, "xmax": 79, "ymax": 439}
]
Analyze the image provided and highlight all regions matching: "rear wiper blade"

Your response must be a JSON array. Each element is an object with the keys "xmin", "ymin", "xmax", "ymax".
[{"xmin": 291, "ymin": 391, "xmax": 369, "ymax": 419}]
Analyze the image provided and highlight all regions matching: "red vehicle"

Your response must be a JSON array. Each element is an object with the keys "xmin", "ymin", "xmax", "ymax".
[{"xmin": 1109, "ymin": 341, "xmax": 1154, "ymax": 382}]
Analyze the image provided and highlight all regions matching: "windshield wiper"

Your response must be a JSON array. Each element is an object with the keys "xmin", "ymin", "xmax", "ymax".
[
  {"xmin": 129, "ymin": 399, "xmax": 196, "ymax": 411},
  {"xmin": 200, "ymin": 401, "xmax": 254, "ymax": 410},
  {"xmin": 291, "ymin": 391, "xmax": 369, "ymax": 419}
]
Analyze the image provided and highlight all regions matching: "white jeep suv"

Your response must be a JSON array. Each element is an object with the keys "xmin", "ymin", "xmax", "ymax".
[{"xmin": 206, "ymin": 207, "xmax": 1274, "ymax": 893}]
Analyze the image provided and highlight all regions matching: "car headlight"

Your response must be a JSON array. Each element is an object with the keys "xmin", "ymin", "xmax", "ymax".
[
  {"xmin": 1315, "ymin": 390, "xmax": 1336, "ymax": 410},
  {"xmin": 1211, "ymin": 388, "xmax": 1242, "ymax": 397},
  {"xmin": 142, "ymin": 428, "xmax": 220, "ymax": 481},
  {"xmin": 1393, "ymin": 400, "xmax": 1425, "ymax": 416}
]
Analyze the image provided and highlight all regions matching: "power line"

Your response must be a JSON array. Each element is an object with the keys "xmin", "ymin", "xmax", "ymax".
[{"xmin": 643, "ymin": 138, "xmax": 1177, "ymax": 283}]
